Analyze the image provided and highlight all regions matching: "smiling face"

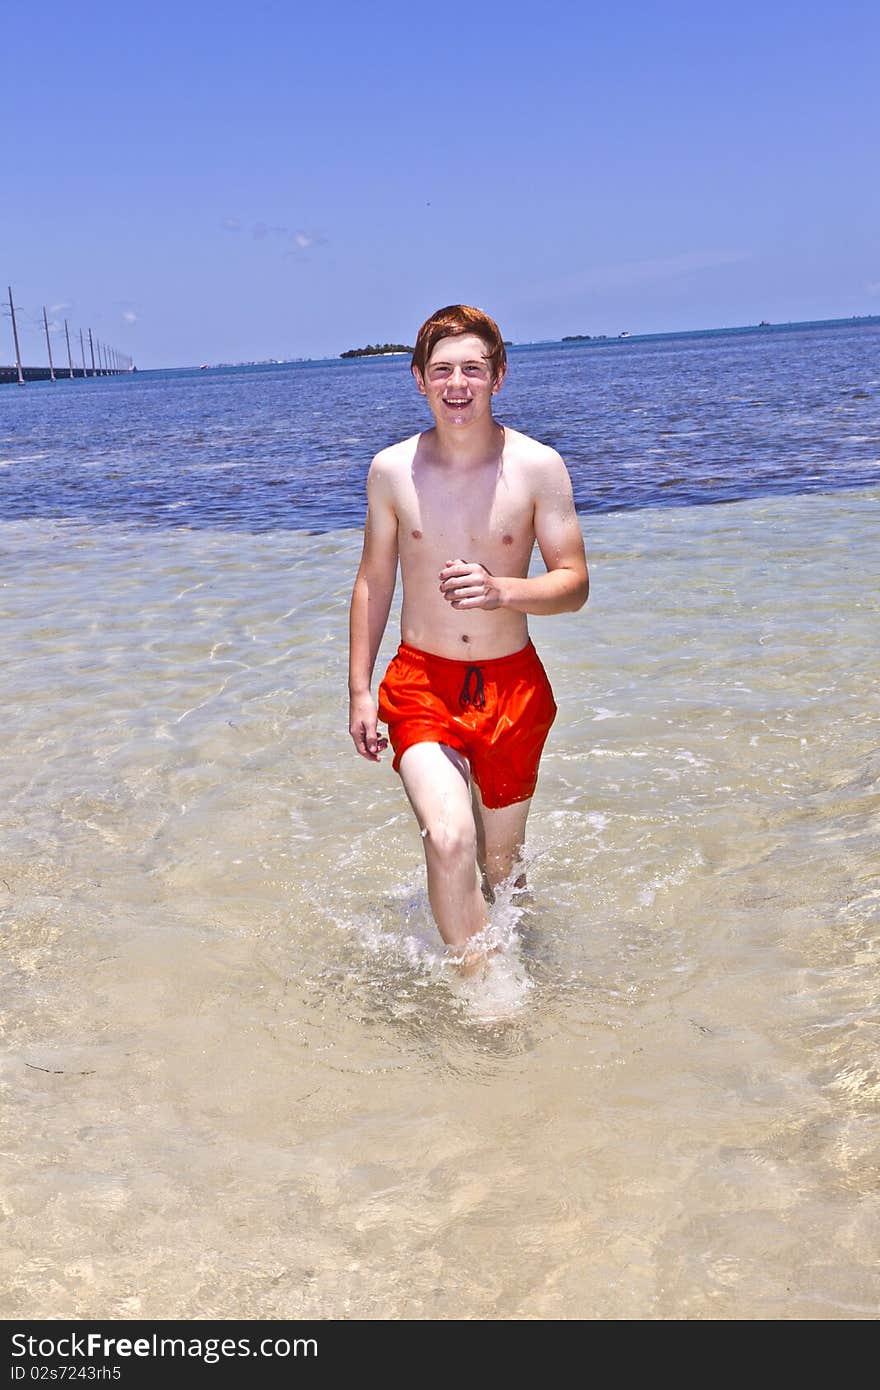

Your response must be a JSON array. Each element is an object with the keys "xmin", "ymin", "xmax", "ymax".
[{"xmin": 413, "ymin": 333, "xmax": 505, "ymax": 426}]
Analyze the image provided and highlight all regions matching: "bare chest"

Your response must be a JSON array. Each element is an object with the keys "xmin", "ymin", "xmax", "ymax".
[{"xmin": 395, "ymin": 463, "xmax": 535, "ymax": 571}]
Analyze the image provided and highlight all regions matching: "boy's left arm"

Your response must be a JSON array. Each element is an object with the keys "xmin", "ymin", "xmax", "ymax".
[{"xmin": 499, "ymin": 451, "xmax": 589, "ymax": 614}]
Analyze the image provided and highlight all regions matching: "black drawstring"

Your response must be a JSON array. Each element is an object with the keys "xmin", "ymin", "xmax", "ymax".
[{"xmin": 459, "ymin": 665, "xmax": 486, "ymax": 711}]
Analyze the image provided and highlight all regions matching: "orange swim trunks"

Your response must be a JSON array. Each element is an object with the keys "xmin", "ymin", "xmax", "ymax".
[{"xmin": 377, "ymin": 640, "xmax": 557, "ymax": 809}]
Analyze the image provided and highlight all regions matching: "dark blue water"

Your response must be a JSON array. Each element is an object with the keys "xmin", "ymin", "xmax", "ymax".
[{"xmin": 1, "ymin": 319, "xmax": 878, "ymax": 532}]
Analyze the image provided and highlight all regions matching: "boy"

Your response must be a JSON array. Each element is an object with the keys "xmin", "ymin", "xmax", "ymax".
[{"xmin": 348, "ymin": 304, "xmax": 588, "ymax": 973}]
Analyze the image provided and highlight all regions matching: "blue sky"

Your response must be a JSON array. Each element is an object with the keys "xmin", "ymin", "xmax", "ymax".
[{"xmin": 2, "ymin": 0, "xmax": 878, "ymax": 367}]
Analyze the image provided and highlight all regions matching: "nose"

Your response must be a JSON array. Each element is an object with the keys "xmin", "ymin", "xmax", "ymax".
[{"xmin": 448, "ymin": 366, "xmax": 467, "ymax": 389}]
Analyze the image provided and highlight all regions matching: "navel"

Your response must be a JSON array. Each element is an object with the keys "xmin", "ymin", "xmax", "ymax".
[
  {"xmin": 502, "ymin": 533, "xmax": 514, "ymax": 546},
  {"xmin": 411, "ymin": 529, "xmax": 423, "ymax": 540},
  {"xmin": 461, "ymin": 633, "xmax": 470, "ymax": 644}
]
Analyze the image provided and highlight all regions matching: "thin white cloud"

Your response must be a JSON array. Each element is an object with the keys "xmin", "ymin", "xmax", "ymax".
[
  {"xmin": 223, "ymin": 216, "xmax": 326, "ymax": 256},
  {"xmin": 283, "ymin": 230, "xmax": 327, "ymax": 258},
  {"xmin": 122, "ymin": 310, "xmax": 138, "ymax": 324}
]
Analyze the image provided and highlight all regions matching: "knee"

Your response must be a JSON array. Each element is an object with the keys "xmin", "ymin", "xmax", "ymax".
[
  {"xmin": 484, "ymin": 844, "xmax": 524, "ymax": 888},
  {"xmin": 422, "ymin": 818, "xmax": 477, "ymax": 868}
]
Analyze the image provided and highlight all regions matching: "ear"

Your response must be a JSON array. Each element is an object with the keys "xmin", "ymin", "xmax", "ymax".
[
  {"xmin": 412, "ymin": 365, "xmax": 427, "ymax": 395},
  {"xmin": 491, "ymin": 367, "xmax": 506, "ymax": 395}
]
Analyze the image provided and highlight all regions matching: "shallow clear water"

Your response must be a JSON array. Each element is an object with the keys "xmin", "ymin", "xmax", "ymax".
[{"xmin": 2, "ymin": 477, "xmax": 878, "ymax": 1318}]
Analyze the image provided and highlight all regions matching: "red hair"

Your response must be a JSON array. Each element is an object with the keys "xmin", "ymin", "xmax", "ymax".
[{"xmin": 411, "ymin": 304, "xmax": 507, "ymax": 382}]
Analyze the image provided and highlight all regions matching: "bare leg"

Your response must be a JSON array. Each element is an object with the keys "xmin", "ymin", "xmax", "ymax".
[
  {"xmin": 397, "ymin": 743, "xmax": 490, "ymax": 973},
  {"xmin": 471, "ymin": 781, "xmax": 532, "ymax": 897}
]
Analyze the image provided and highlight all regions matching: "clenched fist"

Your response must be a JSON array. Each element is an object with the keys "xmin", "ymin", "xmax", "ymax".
[{"xmin": 439, "ymin": 559, "xmax": 504, "ymax": 610}]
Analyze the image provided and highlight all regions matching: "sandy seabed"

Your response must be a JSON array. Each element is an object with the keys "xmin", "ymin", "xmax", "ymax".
[{"xmin": 2, "ymin": 487, "xmax": 879, "ymax": 1319}]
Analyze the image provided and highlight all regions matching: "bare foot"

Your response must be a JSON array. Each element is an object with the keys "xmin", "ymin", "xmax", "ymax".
[
  {"xmin": 452, "ymin": 948, "xmax": 534, "ymax": 1021},
  {"xmin": 450, "ymin": 937, "xmax": 500, "ymax": 978}
]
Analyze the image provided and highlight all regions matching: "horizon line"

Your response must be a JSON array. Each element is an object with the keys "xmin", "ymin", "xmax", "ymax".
[{"xmin": 121, "ymin": 312, "xmax": 880, "ymax": 375}]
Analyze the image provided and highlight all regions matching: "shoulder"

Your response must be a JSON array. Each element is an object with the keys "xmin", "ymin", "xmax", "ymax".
[
  {"xmin": 370, "ymin": 432, "xmax": 422, "ymax": 472},
  {"xmin": 503, "ymin": 427, "xmax": 568, "ymax": 484},
  {"xmin": 366, "ymin": 434, "xmax": 420, "ymax": 505}
]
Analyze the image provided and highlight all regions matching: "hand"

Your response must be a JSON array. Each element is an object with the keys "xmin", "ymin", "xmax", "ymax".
[
  {"xmin": 349, "ymin": 692, "xmax": 389, "ymax": 762},
  {"xmin": 439, "ymin": 559, "xmax": 503, "ymax": 610}
]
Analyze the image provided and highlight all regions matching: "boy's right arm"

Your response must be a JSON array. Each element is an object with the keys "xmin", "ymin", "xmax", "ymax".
[{"xmin": 348, "ymin": 455, "xmax": 399, "ymax": 761}]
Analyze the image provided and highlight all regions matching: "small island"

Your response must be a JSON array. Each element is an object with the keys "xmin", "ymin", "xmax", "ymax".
[
  {"xmin": 562, "ymin": 334, "xmax": 592, "ymax": 341},
  {"xmin": 340, "ymin": 343, "xmax": 413, "ymax": 359}
]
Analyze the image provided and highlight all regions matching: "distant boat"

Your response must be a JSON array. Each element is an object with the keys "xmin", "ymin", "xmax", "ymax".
[
  {"xmin": 618, "ymin": 331, "xmax": 630, "ymax": 338},
  {"xmin": 199, "ymin": 364, "xmax": 209, "ymax": 370},
  {"xmin": 758, "ymin": 320, "xmax": 771, "ymax": 328}
]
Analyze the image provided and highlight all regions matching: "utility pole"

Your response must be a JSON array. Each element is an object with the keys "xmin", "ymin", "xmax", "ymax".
[
  {"xmin": 7, "ymin": 286, "xmax": 24, "ymax": 385},
  {"xmin": 64, "ymin": 319, "xmax": 75, "ymax": 378},
  {"xmin": 42, "ymin": 307, "xmax": 56, "ymax": 382}
]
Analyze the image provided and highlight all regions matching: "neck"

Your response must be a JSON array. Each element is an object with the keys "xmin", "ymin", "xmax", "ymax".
[{"xmin": 430, "ymin": 415, "xmax": 504, "ymax": 468}]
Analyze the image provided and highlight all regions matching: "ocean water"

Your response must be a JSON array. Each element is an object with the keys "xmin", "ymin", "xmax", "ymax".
[
  {"xmin": 3, "ymin": 317, "xmax": 879, "ymax": 529},
  {"xmin": 1, "ymin": 320, "xmax": 879, "ymax": 1319}
]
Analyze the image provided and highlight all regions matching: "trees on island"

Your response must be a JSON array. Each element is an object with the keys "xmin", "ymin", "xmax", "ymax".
[{"xmin": 340, "ymin": 343, "xmax": 413, "ymax": 358}]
